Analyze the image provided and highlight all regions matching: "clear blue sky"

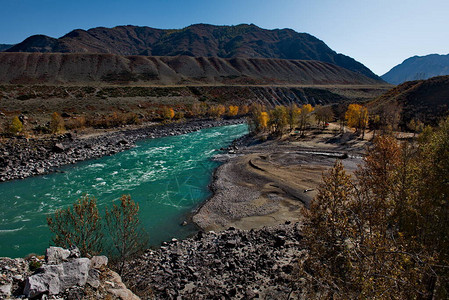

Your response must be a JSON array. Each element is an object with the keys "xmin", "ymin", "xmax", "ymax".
[{"xmin": 1, "ymin": 0, "xmax": 448, "ymax": 75}]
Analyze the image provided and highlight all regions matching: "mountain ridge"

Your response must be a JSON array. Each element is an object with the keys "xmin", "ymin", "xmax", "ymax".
[
  {"xmin": 5, "ymin": 23, "xmax": 381, "ymax": 80},
  {"xmin": 382, "ymin": 53, "xmax": 449, "ymax": 84}
]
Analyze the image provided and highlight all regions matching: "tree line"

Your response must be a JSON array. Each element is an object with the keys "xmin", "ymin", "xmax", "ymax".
[{"xmin": 299, "ymin": 116, "xmax": 449, "ymax": 298}]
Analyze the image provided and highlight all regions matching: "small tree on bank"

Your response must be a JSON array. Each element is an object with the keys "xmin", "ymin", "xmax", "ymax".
[
  {"xmin": 50, "ymin": 112, "xmax": 65, "ymax": 134},
  {"xmin": 105, "ymin": 195, "xmax": 148, "ymax": 274},
  {"xmin": 47, "ymin": 195, "xmax": 103, "ymax": 257}
]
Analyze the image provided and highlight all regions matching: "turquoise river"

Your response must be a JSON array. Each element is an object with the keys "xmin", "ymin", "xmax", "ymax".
[{"xmin": 0, "ymin": 123, "xmax": 248, "ymax": 258}]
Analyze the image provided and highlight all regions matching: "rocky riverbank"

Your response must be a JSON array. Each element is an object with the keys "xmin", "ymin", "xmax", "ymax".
[
  {"xmin": 122, "ymin": 223, "xmax": 305, "ymax": 299},
  {"xmin": 0, "ymin": 118, "xmax": 245, "ymax": 182},
  {"xmin": 0, "ymin": 246, "xmax": 138, "ymax": 299}
]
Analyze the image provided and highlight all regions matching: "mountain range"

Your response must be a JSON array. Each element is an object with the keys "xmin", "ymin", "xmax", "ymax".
[
  {"xmin": 382, "ymin": 54, "xmax": 449, "ymax": 84},
  {"xmin": 0, "ymin": 44, "xmax": 13, "ymax": 51},
  {"xmin": 4, "ymin": 24, "xmax": 380, "ymax": 81}
]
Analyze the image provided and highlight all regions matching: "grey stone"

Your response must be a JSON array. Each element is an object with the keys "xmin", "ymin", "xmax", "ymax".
[
  {"xmin": 60, "ymin": 258, "xmax": 91, "ymax": 288},
  {"xmin": 86, "ymin": 269, "xmax": 101, "ymax": 288},
  {"xmin": 68, "ymin": 246, "xmax": 81, "ymax": 258},
  {"xmin": 0, "ymin": 284, "xmax": 12, "ymax": 298},
  {"xmin": 46, "ymin": 247, "xmax": 70, "ymax": 264},
  {"xmin": 52, "ymin": 143, "xmax": 65, "ymax": 153},
  {"xmin": 24, "ymin": 267, "xmax": 62, "ymax": 298},
  {"xmin": 90, "ymin": 256, "xmax": 108, "ymax": 270},
  {"xmin": 24, "ymin": 258, "xmax": 91, "ymax": 297}
]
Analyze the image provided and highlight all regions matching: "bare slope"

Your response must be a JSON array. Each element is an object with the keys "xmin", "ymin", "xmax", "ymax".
[
  {"xmin": 6, "ymin": 24, "xmax": 380, "ymax": 80},
  {"xmin": 0, "ymin": 52, "xmax": 382, "ymax": 85},
  {"xmin": 368, "ymin": 75, "xmax": 449, "ymax": 126}
]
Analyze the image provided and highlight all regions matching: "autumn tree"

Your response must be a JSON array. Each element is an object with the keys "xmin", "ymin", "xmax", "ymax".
[
  {"xmin": 314, "ymin": 105, "xmax": 334, "ymax": 129},
  {"xmin": 239, "ymin": 105, "xmax": 249, "ymax": 116},
  {"xmin": 287, "ymin": 104, "xmax": 301, "ymax": 131},
  {"xmin": 300, "ymin": 122, "xmax": 449, "ymax": 298},
  {"xmin": 407, "ymin": 118, "xmax": 424, "ymax": 136},
  {"xmin": 298, "ymin": 104, "xmax": 314, "ymax": 136},
  {"xmin": 161, "ymin": 106, "xmax": 175, "ymax": 120},
  {"xmin": 269, "ymin": 105, "xmax": 288, "ymax": 135},
  {"xmin": 248, "ymin": 103, "xmax": 269, "ymax": 134},
  {"xmin": 50, "ymin": 112, "xmax": 65, "ymax": 134},
  {"xmin": 208, "ymin": 105, "xmax": 226, "ymax": 119},
  {"xmin": 47, "ymin": 195, "xmax": 103, "ymax": 257},
  {"xmin": 8, "ymin": 116, "xmax": 23, "ymax": 136},
  {"xmin": 105, "ymin": 195, "xmax": 148, "ymax": 274},
  {"xmin": 227, "ymin": 105, "xmax": 239, "ymax": 117},
  {"xmin": 345, "ymin": 104, "xmax": 368, "ymax": 137}
]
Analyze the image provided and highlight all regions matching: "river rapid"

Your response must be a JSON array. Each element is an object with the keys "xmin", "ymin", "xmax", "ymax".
[{"xmin": 0, "ymin": 123, "xmax": 248, "ymax": 258}]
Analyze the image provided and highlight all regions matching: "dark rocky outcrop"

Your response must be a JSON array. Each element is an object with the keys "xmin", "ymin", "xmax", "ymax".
[{"xmin": 6, "ymin": 24, "xmax": 380, "ymax": 80}]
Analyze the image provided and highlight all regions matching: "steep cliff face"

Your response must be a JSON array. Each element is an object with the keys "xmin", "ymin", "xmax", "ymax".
[
  {"xmin": 6, "ymin": 24, "xmax": 380, "ymax": 80},
  {"xmin": 0, "ymin": 52, "xmax": 382, "ymax": 85}
]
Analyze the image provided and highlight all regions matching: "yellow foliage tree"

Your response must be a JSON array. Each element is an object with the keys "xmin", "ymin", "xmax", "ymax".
[
  {"xmin": 258, "ymin": 112, "xmax": 269, "ymax": 131},
  {"xmin": 50, "ymin": 112, "xmax": 65, "ymax": 134},
  {"xmin": 345, "ymin": 104, "xmax": 368, "ymax": 137},
  {"xmin": 208, "ymin": 105, "xmax": 226, "ymax": 119},
  {"xmin": 8, "ymin": 116, "xmax": 23, "ymax": 136},
  {"xmin": 298, "ymin": 104, "xmax": 314, "ymax": 135},
  {"xmin": 161, "ymin": 106, "xmax": 175, "ymax": 120},
  {"xmin": 269, "ymin": 106, "xmax": 288, "ymax": 135},
  {"xmin": 227, "ymin": 105, "xmax": 239, "ymax": 117},
  {"xmin": 287, "ymin": 104, "xmax": 301, "ymax": 131}
]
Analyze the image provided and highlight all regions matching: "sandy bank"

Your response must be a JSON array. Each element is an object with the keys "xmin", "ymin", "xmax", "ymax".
[{"xmin": 193, "ymin": 128, "xmax": 369, "ymax": 231}]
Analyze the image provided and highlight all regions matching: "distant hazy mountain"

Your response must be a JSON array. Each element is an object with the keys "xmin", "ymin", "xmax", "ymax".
[
  {"xmin": 6, "ymin": 23, "xmax": 380, "ymax": 80},
  {"xmin": 382, "ymin": 54, "xmax": 449, "ymax": 84},
  {"xmin": 0, "ymin": 44, "xmax": 14, "ymax": 51},
  {"xmin": 369, "ymin": 75, "xmax": 449, "ymax": 126},
  {"xmin": 0, "ymin": 52, "xmax": 381, "ymax": 85}
]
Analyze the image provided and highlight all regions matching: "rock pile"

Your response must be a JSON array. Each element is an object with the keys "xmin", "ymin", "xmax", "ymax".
[
  {"xmin": 0, "ymin": 118, "xmax": 244, "ymax": 182},
  {"xmin": 122, "ymin": 223, "xmax": 305, "ymax": 299},
  {"xmin": 0, "ymin": 246, "xmax": 138, "ymax": 299}
]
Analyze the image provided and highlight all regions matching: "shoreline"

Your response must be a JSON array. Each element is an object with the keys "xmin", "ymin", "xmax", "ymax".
[
  {"xmin": 0, "ymin": 118, "xmax": 245, "ymax": 182},
  {"xmin": 192, "ymin": 128, "xmax": 369, "ymax": 232}
]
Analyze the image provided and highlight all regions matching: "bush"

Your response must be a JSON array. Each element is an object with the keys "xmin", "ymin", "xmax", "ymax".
[
  {"xmin": 47, "ymin": 194, "xmax": 148, "ymax": 271},
  {"xmin": 8, "ymin": 116, "xmax": 23, "ymax": 136},
  {"xmin": 47, "ymin": 195, "xmax": 103, "ymax": 257},
  {"xmin": 50, "ymin": 112, "xmax": 65, "ymax": 134},
  {"xmin": 105, "ymin": 195, "xmax": 148, "ymax": 274}
]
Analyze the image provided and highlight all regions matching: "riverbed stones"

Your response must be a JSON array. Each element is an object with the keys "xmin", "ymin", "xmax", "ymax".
[{"xmin": 122, "ymin": 223, "xmax": 304, "ymax": 299}]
